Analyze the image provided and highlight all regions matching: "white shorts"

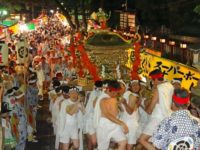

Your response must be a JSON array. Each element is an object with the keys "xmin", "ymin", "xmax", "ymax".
[
  {"xmin": 97, "ymin": 117, "xmax": 126, "ymax": 150},
  {"xmin": 143, "ymin": 117, "xmax": 162, "ymax": 136},
  {"xmin": 59, "ymin": 124, "xmax": 79, "ymax": 144},
  {"xmin": 126, "ymin": 122, "xmax": 139, "ymax": 144},
  {"xmin": 85, "ymin": 116, "xmax": 95, "ymax": 135}
]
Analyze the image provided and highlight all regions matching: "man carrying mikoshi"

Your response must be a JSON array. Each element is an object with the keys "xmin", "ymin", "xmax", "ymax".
[{"xmin": 97, "ymin": 80, "xmax": 128, "ymax": 150}]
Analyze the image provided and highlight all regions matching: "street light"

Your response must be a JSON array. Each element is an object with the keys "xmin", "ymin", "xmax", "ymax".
[
  {"xmin": 151, "ymin": 36, "xmax": 157, "ymax": 49},
  {"xmin": 160, "ymin": 38, "xmax": 166, "ymax": 56},
  {"xmin": 160, "ymin": 38, "xmax": 166, "ymax": 43},
  {"xmin": 180, "ymin": 43, "xmax": 187, "ymax": 63},
  {"xmin": 144, "ymin": 35, "xmax": 149, "ymax": 47},
  {"xmin": 151, "ymin": 36, "xmax": 157, "ymax": 41},
  {"xmin": 144, "ymin": 35, "xmax": 149, "ymax": 39},
  {"xmin": 180, "ymin": 43, "xmax": 187, "ymax": 49},
  {"xmin": 50, "ymin": 10, "xmax": 54, "ymax": 14},
  {"xmin": 169, "ymin": 41, "xmax": 175, "ymax": 46},
  {"xmin": 169, "ymin": 41, "xmax": 175, "ymax": 58}
]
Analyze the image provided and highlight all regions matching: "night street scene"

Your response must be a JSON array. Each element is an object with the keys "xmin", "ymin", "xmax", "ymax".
[{"xmin": 1, "ymin": 0, "xmax": 200, "ymax": 150}]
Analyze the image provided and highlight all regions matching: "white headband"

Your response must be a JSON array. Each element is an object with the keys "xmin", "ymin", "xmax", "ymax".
[
  {"xmin": 56, "ymin": 71, "xmax": 63, "ymax": 76},
  {"xmin": 29, "ymin": 67, "xmax": 35, "ymax": 72},
  {"xmin": 54, "ymin": 85, "xmax": 60, "ymax": 89},
  {"xmin": 76, "ymin": 86, "xmax": 82, "ymax": 91},
  {"xmin": 103, "ymin": 83, "xmax": 108, "ymax": 88},
  {"xmin": 118, "ymin": 80, "xmax": 126, "ymax": 87},
  {"xmin": 69, "ymin": 87, "xmax": 79, "ymax": 92},
  {"xmin": 172, "ymin": 80, "xmax": 181, "ymax": 84},
  {"xmin": 140, "ymin": 82, "xmax": 147, "ymax": 87},
  {"xmin": 132, "ymin": 93, "xmax": 139, "ymax": 97},
  {"xmin": 15, "ymin": 93, "xmax": 25, "ymax": 99},
  {"xmin": 28, "ymin": 79, "xmax": 37, "ymax": 84},
  {"xmin": 3, "ymin": 72, "xmax": 9, "ymax": 76},
  {"xmin": 130, "ymin": 80, "xmax": 139, "ymax": 84}
]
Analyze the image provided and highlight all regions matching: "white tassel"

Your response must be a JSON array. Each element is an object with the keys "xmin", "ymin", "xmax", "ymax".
[
  {"xmin": 116, "ymin": 64, "xmax": 121, "ymax": 79},
  {"xmin": 101, "ymin": 65, "xmax": 105, "ymax": 78}
]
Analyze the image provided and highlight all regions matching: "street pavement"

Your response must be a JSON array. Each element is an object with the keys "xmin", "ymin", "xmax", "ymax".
[{"xmin": 25, "ymin": 98, "xmax": 55, "ymax": 150}]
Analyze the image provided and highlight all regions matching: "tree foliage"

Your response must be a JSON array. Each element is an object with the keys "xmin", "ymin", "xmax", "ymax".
[
  {"xmin": 194, "ymin": 5, "xmax": 200, "ymax": 15},
  {"xmin": 135, "ymin": 0, "xmax": 200, "ymax": 32},
  {"xmin": 0, "ymin": 0, "xmax": 22, "ymax": 14},
  {"xmin": 55, "ymin": 0, "xmax": 91, "ymax": 31}
]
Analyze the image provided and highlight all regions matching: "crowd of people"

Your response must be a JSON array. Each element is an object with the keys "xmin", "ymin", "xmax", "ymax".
[{"xmin": 1, "ymin": 13, "xmax": 200, "ymax": 150}]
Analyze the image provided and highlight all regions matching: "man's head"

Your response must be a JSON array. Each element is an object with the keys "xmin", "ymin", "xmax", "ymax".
[
  {"xmin": 28, "ymin": 76, "xmax": 37, "ymax": 87},
  {"xmin": 1, "ymin": 102, "xmax": 11, "ymax": 119},
  {"xmin": 130, "ymin": 80, "xmax": 140, "ymax": 93},
  {"xmin": 52, "ymin": 79, "xmax": 61, "ymax": 89},
  {"xmin": 41, "ymin": 56, "xmax": 46, "ymax": 63},
  {"xmin": 62, "ymin": 85, "xmax": 70, "ymax": 99},
  {"xmin": 55, "ymin": 72, "xmax": 63, "ymax": 81},
  {"xmin": 118, "ymin": 80, "xmax": 126, "ymax": 95},
  {"xmin": 106, "ymin": 80, "xmax": 121, "ymax": 98},
  {"xmin": 172, "ymin": 88, "xmax": 190, "ymax": 110},
  {"xmin": 69, "ymin": 86, "xmax": 79, "ymax": 101},
  {"xmin": 78, "ymin": 91, "xmax": 86, "ymax": 103},
  {"xmin": 55, "ymin": 87, "xmax": 62, "ymax": 97},
  {"xmin": 94, "ymin": 80, "xmax": 103, "ymax": 91},
  {"xmin": 172, "ymin": 78, "xmax": 182, "ymax": 90},
  {"xmin": 15, "ymin": 91, "xmax": 25, "ymax": 104},
  {"xmin": 102, "ymin": 79, "xmax": 111, "ymax": 91},
  {"xmin": 149, "ymin": 69, "xmax": 164, "ymax": 86}
]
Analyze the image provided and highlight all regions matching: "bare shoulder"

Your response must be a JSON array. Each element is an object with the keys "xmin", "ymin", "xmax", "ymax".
[
  {"xmin": 100, "ymin": 97, "xmax": 117, "ymax": 105},
  {"xmin": 101, "ymin": 97, "xmax": 110, "ymax": 101}
]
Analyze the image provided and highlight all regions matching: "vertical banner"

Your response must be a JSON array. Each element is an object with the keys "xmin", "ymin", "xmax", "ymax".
[
  {"xmin": 0, "ymin": 42, "xmax": 8, "ymax": 66},
  {"xmin": 16, "ymin": 40, "xmax": 29, "ymax": 64}
]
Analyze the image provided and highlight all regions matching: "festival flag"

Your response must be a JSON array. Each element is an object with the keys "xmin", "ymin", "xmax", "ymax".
[
  {"xmin": 0, "ymin": 42, "xmax": 8, "ymax": 66},
  {"xmin": 16, "ymin": 40, "xmax": 29, "ymax": 64}
]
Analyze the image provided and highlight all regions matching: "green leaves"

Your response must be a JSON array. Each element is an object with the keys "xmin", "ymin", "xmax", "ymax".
[{"xmin": 194, "ymin": 5, "xmax": 200, "ymax": 15}]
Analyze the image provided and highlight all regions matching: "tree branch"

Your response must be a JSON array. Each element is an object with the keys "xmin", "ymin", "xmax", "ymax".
[{"xmin": 54, "ymin": 0, "xmax": 76, "ymax": 31}]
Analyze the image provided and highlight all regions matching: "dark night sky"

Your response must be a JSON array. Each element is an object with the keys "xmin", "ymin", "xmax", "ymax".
[
  {"xmin": 1, "ymin": 0, "xmax": 200, "ymax": 35},
  {"xmin": 89, "ymin": 0, "xmax": 200, "ymax": 35}
]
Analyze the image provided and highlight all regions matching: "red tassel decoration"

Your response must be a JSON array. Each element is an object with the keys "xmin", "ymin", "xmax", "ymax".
[
  {"xmin": 77, "ymin": 44, "xmax": 100, "ymax": 81},
  {"xmin": 69, "ymin": 44, "xmax": 77, "ymax": 67}
]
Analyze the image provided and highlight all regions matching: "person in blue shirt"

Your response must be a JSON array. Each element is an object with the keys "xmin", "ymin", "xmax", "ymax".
[
  {"xmin": 13, "ymin": 91, "xmax": 27, "ymax": 150},
  {"xmin": 151, "ymin": 88, "xmax": 200, "ymax": 150}
]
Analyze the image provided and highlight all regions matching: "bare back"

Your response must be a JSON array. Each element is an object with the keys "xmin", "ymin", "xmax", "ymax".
[{"xmin": 101, "ymin": 97, "xmax": 119, "ymax": 118}]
